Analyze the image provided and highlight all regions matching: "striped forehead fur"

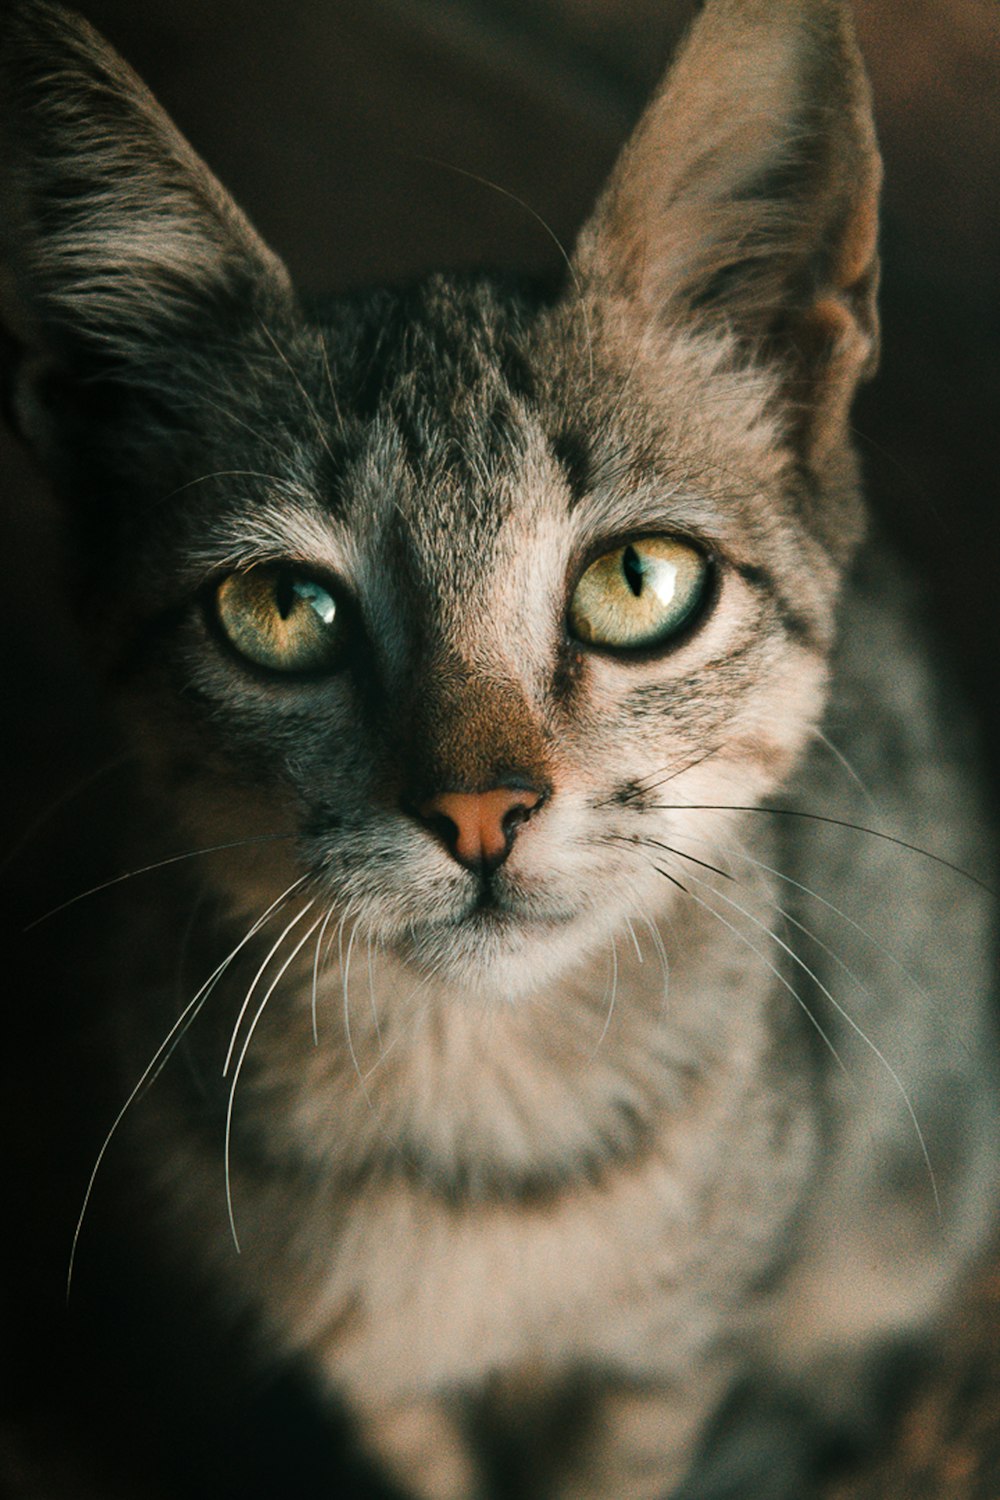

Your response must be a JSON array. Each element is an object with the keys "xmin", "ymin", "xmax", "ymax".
[{"xmin": 8, "ymin": 7, "xmax": 990, "ymax": 1499}]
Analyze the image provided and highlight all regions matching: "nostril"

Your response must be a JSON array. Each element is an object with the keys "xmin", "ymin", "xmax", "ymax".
[
  {"xmin": 502, "ymin": 791, "xmax": 542, "ymax": 839},
  {"xmin": 422, "ymin": 809, "xmax": 461, "ymax": 852}
]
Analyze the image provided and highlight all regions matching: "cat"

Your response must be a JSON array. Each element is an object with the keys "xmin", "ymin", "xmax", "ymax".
[{"xmin": 1, "ymin": 0, "xmax": 998, "ymax": 1496}]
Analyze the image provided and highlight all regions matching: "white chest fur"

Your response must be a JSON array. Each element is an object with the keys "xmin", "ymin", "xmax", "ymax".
[{"xmin": 217, "ymin": 903, "xmax": 818, "ymax": 1407}]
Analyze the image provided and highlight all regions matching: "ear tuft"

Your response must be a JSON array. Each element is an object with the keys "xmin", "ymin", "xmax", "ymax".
[
  {"xmin": 574, "ymin": 0, "xmax": 881, "ymax": 468},
  {"xmin": 0, "ymin": 1, "xmax": 293, "ymax": 377}
]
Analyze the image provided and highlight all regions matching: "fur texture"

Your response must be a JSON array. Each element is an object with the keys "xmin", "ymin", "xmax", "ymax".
[{"xmin": 1, "ymin": 3, "xmax": 997, "ymax": 1496}]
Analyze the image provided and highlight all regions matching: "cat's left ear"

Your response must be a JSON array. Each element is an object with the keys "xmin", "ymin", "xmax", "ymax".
[
  {"xmin": 574, "ymin": 0, "xmax": 881, "ymax": 470},
  {"xmin": 0, "ymin": 2, "xmax": 295, "ymax": 453}
]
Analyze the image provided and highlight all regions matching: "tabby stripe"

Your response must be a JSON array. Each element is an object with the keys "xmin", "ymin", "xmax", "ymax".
[{"xmin": 732, "ymin": 562, "xmax": 823, "ymax": 652}]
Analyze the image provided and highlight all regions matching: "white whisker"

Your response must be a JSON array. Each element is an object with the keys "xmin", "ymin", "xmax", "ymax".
[
  {"xmin": 644, "ymin": 855, "xmax": 848, "ymax": 1078},
  {"xmin": 361, "ymin": 971, "xmax": 437, "ymax": 1084},
  {"xmin": 366, "ymin": 932, "xmax": 383, "ymax": 1054},
  {"xmin": 317, "ymin": 330, "xmax": 347, "ymax": 438},
  {"xmin": 643, "ymin": 913, "xmax": 671, "ymax": 1013},
  {"xmin": 643, "ymin": 802, "xmax": 993, "ymax": 894},
  {"xmin": 813, "ymin": 728, "xmax": 876, "ymax": 807},
  {"xmin": 590, "ymin": 936, "xmax": 620, "ymax": 1060},
  {"xmin": 27, "ymin": 832, "xmax": 297, "ymax": 932},
  {"xmin": 0, "ymin": 749, "xmax": 134, "ymax": 877},
  {"xmin": 670, "ymin": 857, "xmax": 941, "ymax": 1216},
  {"xmin": 258, "ymin": 320, "xmax": 337, "ymax": 466},
  {"xmin": 670, "ymin": 828, "xmax": 972, "ymax": 1065},
  {"xmin": 413, "ymin": 155, "xmax": 595, "ymax": 384},
  {"xmin": 341, "ymin": 918, "xmax": 368, "ymax": 1098},
  {"xmin": 224, "ymin": 910, "xmax": 325, "ymax": 1251},
  {"xmin": 311, "ymin": 902, "xmax": 339, "ymax": 1047},
  {"xmin": 67, "ymin": 875, "xmax": 307, "ymax": 1298},
  {"xmin": 620, "ymin": 916, "xmax": 642, "ymax": 965},
  {"xmin": 223, "ymin": 899, "xmax": 317, "ymax": 1078}
]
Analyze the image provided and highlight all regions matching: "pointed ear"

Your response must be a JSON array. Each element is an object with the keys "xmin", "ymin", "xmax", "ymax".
[
  {"xmin": 0, "ymin": 2, "xmax": 294, "ymax": 439},
  {"xmin": 574, "ymin": 0, "xmax": 881, "ymax": 469}
]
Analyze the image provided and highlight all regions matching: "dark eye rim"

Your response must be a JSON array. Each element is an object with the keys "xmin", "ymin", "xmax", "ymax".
[
  {"xmin": 564, "ymin": 532, "xmax": 719, "ymax": 661},
  {"xmin": 205, "ymin": 559, "xmax": 355, "ymax": 681}
]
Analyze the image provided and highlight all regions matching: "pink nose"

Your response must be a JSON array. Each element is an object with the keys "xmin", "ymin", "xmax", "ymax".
[{"xmin": 418, "ymin": 787, "xmax": 543, "ymax": 871}]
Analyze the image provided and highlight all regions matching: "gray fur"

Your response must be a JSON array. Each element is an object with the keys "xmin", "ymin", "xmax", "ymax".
[{"xmin": 1, "ymin": 2, "xmax": 996, "ymax": 1496}]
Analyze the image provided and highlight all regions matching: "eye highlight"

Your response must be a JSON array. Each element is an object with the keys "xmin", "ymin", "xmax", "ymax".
[
  {"xmin": 569, "ymin": 536, "xmax": 709, "ymax": 652},
  {"xmin": 215, "ymin": 564, "xmax": 347, "ymax": 674}
]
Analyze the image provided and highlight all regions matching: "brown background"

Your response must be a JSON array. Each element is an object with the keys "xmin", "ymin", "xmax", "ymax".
[{"xmin": 1, "ymin": 1, "xmax": 998, "ymax": 1496}]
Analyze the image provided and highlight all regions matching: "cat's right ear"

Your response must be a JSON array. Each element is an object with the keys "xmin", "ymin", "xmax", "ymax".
[{"xmin": 0, "ymin": 1, "xmax": 294, "ymax": 461}]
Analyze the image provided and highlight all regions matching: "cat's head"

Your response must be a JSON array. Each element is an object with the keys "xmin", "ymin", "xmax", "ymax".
[{"xmin": 0, "ymin": 0, "xmax": 880, "ymax": 997}]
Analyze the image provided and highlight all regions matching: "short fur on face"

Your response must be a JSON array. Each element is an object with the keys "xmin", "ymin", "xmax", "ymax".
[
  {"xmin": 2, "ymin": 4, "xmax": 996, "ymax": 1498},
  {"xmin": 0, "ymin": 0, "xmax": 874, "ymax": 995}
]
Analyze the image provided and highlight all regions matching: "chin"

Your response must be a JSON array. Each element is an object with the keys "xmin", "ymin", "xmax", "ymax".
[{"xmin": 395, "ymin": 895, "xmax": 606, "ymax": 1001}]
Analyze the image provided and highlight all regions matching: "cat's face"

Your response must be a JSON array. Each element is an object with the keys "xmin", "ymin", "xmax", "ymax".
[
  {"xmin": 98, "ymin": 273, "xmax": 834, "ymax": 998},
  {"xmin": 0, "ymin": 1, "xmax": 880, "ymax": 999}
]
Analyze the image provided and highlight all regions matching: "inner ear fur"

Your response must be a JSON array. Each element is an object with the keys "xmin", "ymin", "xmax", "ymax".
[
  {"xmin": 574, "ymin": 0, "xmax": 881, "ymax": 470},
  {"xmin": 0, "ymin": 0, "xmax": 294, "ymax": 380}
]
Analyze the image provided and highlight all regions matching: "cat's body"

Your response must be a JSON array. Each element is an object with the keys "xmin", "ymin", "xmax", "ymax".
[
  {"xmin": 131, "ymin": 536, "xmax": 997, "ymax": 1500},
  {"xmin": 1, "ymin": 2, "xmax": 997, "ymax": 1496}
]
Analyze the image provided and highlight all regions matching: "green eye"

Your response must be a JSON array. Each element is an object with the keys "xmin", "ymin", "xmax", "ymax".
[
  {"xmin": 215, "ymin": 565, "xmax": 346, "ymax": 673},
  {"xmin": 569, "ymin": 536, "xmax": 709, "ymax": 651}
]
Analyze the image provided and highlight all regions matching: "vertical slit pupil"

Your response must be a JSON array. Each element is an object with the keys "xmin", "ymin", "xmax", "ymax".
[
  {"xmin": 622, "ymin": 545, "xmax": 645, "ymax": 598},
  {"xmin": 274, "ymin": 571, "xmax": 297, "ymax": 621}
]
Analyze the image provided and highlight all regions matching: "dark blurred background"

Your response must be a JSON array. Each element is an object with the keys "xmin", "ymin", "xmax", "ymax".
[{"xmin": 1, "ymin": 2, "xmax": 998, "ymax": 1496}]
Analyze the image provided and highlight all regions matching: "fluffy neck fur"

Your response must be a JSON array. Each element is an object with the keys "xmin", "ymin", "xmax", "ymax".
[{"xmin": 2, "ymin": 4, "xmax": 997, "ymax": 1498}]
